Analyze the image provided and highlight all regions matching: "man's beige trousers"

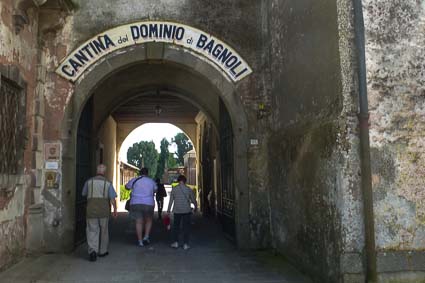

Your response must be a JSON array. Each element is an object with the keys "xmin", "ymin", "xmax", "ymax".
[{"xmin": 86, "ymin": 218, "xmax": 109, "ymax": 254}]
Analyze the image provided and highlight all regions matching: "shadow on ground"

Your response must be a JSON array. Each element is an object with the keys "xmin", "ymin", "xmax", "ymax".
[{"xmin": 0, "ymin": 213, "xmax": 312, "ymax": 283}]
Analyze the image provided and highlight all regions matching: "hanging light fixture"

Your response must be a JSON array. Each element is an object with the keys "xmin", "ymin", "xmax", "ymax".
[
  {"xmin": 155, "ymin": 89, "xmax": 162, "ymax": 116},
  {"xmin": 155, "ymin": 105, "xmax": 162, "ymax": 116}
]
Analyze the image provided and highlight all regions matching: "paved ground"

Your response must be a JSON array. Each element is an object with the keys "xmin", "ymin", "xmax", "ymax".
[{"xmin": 0, "ymin": 211, "xmax": 312, "ymax": 283}]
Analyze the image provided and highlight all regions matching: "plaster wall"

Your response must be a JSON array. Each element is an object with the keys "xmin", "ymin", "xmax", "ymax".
[
  {"xmin": 364, "ymin": 0, "xmax": 425, "ymax": 278},
  {"xmin": 0, "ymin": 0, "xmax": 39, "ymax": 270},
  {"xmin": 267, "ymin": 0, "xmax": 365, "ymax": 282},
  {"xmin": 97, "ymin": 116, "xmax": 117, "ymax": 185},
  {"xmin": 195, "ymin": 113, "xmax": 208, "ymax": 197}
]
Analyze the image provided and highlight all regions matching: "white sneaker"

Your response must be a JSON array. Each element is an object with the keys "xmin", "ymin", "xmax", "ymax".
[
  {"xmin": 142, "ymin": 237, "xmax": 150, "ymax": 245},
  {"xmin": 183, "ymin": 244, "xmax": 190, "ymax": 250},
  {"xmin": 170, "ymin": 242, "xmax": 179, "ymax": 249},
  {"xmin": 138, "ymin": 240, "xmax": 144, "ymax": 247}
]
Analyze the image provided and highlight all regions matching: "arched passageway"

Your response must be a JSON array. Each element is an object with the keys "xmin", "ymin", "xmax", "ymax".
[{"xmin": 61, "ymin": 43, "xmax": 250, "ymax": 249}]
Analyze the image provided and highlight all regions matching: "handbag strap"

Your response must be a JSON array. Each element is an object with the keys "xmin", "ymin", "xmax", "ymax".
[
  {"xmin": 129, "ymin": 176, "xmax": 144, "ymax": 199},
  {"xmin": 131, "ymin": 176, "xmax": 144, "ymax": 189}
]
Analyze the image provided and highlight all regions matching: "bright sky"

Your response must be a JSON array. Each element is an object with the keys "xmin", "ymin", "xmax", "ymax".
[{"xmin": 118, "ymin": 123, "xmax": 183, "ymax": 163}]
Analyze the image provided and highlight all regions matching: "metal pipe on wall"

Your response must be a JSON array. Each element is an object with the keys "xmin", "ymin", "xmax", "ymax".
[{"xmin": 352, "ymin": 0, "xmax": 377, "ymax": 282}]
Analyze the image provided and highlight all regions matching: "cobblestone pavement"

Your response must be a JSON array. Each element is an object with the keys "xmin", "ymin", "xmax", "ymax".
[{"xmin": 0, "ymin": 213, "xmax": 312, "ymax": 283}]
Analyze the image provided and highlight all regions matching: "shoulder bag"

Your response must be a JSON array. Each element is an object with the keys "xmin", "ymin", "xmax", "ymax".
[{"xmin": 125, "ymin": 176, "xmax": 143, "ymax": 211}]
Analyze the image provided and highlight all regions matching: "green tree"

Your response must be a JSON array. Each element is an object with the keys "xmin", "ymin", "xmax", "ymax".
[
  {"xmin": 168, "ymin": 153, "xmax": 178, "ymax": 168},
  {"xmin": 172, "ymin": 133, "xmax": 193, "ymax": 166},
  {"xmin": 155, "ymin": 138, "xmax": 170, "ymax": 180},
  {"xmin": 127, "ymin": 141, "xmax": 158, "ymax": 177}
]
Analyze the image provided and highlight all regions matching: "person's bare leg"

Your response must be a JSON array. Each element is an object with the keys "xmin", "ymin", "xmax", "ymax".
[
  {"xmin": 142, "ymin": 207, "xmax": 154, "ymax": 244},
  {"xmin": 136, "ymin": 219, "xmax": 143, "ymax": 242},
  {"xmin": 144, "ymin": 216, "xmax": 152, "ymax": 239}
]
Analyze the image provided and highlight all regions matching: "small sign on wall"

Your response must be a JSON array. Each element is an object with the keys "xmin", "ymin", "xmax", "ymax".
[
  {"xmin": 45, "ymin": 161, "xmax": 59, "ymax": 170},
  {"xmin": 45, "ymin": 171, "xmax": 60, "ymax": 189},
  {"xmin": 44, "ymin": 143, "xmax": 61, "ymax": 161}
]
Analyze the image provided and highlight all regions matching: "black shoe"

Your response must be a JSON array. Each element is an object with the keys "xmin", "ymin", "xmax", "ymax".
[
  {"xmin": 98, "ymin": 252, "xmax": 109, "ymax": 257},
  {"xmin": 142, "ymin": 238, "xmax": 150, "ymax": 245},
  {"xmin": 89, "ymin": 251, "xmax": 97, "ymax": 262}
]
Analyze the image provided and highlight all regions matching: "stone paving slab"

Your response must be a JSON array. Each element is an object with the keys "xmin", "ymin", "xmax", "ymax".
[{"xmin": 0, "ymin": 214, "xmax": 312, "ymax": 283}]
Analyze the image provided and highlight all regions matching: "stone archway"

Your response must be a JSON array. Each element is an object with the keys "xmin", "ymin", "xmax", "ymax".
[{"xmin": 60, "ymin": 43, "xmax": 250, "ymax": 250}]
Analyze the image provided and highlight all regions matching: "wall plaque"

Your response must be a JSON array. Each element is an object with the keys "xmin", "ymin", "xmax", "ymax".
[{"xmin": 44, "ymin": 143, "xmax": 61, "ymax": 161}]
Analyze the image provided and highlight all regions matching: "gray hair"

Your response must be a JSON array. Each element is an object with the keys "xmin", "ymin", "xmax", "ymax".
[{"xmin": 97, "ymin": 164, "xmax": 107, "ymax": 175}]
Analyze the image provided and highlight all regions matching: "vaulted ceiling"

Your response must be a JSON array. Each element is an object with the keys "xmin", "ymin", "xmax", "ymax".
[{"xmin": 111, "ymin": 93, "xmax": 199, "ymax": 124}]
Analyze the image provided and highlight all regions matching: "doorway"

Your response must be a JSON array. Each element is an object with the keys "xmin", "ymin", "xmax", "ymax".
[{"xmin": 64, "ymin": 45, "xmax": 250, "ymax": 249}]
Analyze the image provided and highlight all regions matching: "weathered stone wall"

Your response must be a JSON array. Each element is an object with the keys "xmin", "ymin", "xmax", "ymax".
[
  {"xmin": 0, "ymin": 217, "xmax": 25, "ymax": 270},
  {"xmin": 41, "ymin": 0, "xmax": 272, "ymax": 249},
  {"xmin": 0, "ymin": 0, "xmax": 39, "ymax": 270},
  {"xmin": 267, "ymin": 0, "xmax": 364, "ymax": 282},
  {"xmin": 0, "ymin": 0, "xmax": 422, "ymax": 281},
  {"xmin": 5, "ymin": 0, "xmax": 425, "ymax": 282},
  {"xmin": 364, "ymin": 0, "xmax": 425, "ymax": 277}
]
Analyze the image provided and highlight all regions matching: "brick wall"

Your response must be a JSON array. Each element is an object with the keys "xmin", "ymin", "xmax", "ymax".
[{"xmin": 0, "ymin": 0, "xmax": 39, "ymax": 270}]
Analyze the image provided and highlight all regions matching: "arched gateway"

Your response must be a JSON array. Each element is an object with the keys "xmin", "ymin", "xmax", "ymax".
[{"xmin": 59, "ymin": 22, "xmax": 253, "ymax": 250}]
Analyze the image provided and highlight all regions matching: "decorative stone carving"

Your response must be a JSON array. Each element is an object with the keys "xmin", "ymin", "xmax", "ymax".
[
  {"xmin": 13, "ymin": 0, "xmax": 31, "ymax": 34},
  {"xmin": 38, "ymin": 0, "xmax": 75, "ymax": 40},
  {"xmin": 13, "ymin": 0, "xmax": 74, "ymax": 34}
]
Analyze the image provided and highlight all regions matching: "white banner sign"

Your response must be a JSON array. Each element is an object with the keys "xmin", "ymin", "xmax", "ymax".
[{"xmin": 56, "ymin": 21, "xmax": 253, "ymax": 83}]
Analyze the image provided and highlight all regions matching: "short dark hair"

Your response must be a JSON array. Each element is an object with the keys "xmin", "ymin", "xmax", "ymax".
[
  {"xmin": 140, "ymin": 167, "xmax": 148, "ymax": 175},
  {"xmin": 177, "ymin": 175, "xmax": 187, "ymax": 183}
]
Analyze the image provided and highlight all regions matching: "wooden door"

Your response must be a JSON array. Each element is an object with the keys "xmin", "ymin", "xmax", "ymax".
[{"xmin": 218, "ymin": 98, "xmax": 235, "ymax": 239}]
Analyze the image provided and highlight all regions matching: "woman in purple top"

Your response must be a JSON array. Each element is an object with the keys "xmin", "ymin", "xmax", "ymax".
[{"xmin": 125, "ymin": 167, "xmax": 157, "ymax": 246}]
